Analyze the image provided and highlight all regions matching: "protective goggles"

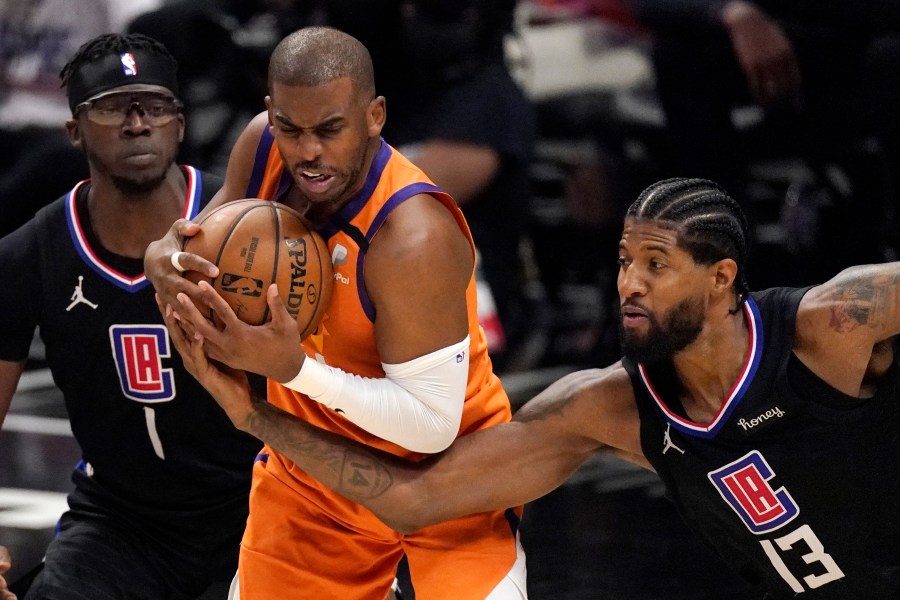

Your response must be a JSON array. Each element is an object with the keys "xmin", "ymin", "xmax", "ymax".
[{"xmin": 74, "ymin": 92, "xmax": 183, "ymax": 127}]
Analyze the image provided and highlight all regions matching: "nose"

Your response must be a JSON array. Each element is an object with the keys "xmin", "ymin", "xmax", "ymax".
[
  {"xmin": 617, "ymin": 263, "xmax": 647, "ymax": 299},
  {"xmin": 296, "ymin": 132, "xmax": 322, "ymax": 162},
  {"xmin": 122, "ymin": 104, "xmax": 151, "ymax": 132}
]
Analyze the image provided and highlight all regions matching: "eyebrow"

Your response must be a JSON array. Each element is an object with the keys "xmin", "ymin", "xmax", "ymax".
[
  {"xmin": 272, "ymin": 112, "xmax": 344, "ymax": 130},
  {"xmin": 641, "ymin": 243, "xmax": 672, "ymax": 254},
  {"xmin": 619, "ymin": 239, "xmax": 674, "ymax": 254}
]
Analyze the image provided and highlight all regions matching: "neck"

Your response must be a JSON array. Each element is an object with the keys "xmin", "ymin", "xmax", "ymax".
[
  {"xmin": 86, "ymin": 165, "xmax": 187, "ymax": 259},
  {"xmin": 673, "ymin": 300, "xmax": 749, "ymax": 423}
]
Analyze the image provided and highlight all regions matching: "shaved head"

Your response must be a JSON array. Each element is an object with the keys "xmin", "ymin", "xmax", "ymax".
[{"xmin": 268, "ymin": 27, "xmax": 376, "ymax": 104}]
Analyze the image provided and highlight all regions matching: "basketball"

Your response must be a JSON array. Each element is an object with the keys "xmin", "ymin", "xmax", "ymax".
[{"xmin": 182, "ymin": 199, "xmax": 333, "ymax": 339}]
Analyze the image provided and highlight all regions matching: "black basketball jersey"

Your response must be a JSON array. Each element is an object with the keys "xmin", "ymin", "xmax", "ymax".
[
  {"xmin": 0, "ymin": 167, "xmax": 261, "ymax": 537},
  {"xmin": 624, "ymin": 287, "xmax": 900, "ymax": 599}
]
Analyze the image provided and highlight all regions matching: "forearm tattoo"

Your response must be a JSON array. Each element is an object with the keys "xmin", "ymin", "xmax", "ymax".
[
  {"xmin": 247, "ymin": 406, "xmax": 394, "ymax": 500},
  {"xmin": 829, "ymin": 271, "xmax": 899, "ymax": 333},
  {"xmin": 338, "ymin": 449, "xmax": 394, "ymax": 499}
]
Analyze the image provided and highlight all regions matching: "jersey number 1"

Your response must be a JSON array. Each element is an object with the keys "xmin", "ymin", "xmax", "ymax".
[{"xmin": 110, "ymin": 325, "xmax": 176, "ymax": 459}]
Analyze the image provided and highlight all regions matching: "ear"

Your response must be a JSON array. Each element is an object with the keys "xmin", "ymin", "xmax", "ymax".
[
  {"xmin": 176, "ymin": 113, "xmax": 186, "ymax": 143},
  {"xmin": 711, "ymin": 258, "xmax": 738, "ymax": 297},
  {"xmin": 366, "ymin": 96, "xmax": 386, "ymax": 137},
  {"xmin": 65, "ymin": 119, "xmax": 82, "ymax": 149},
  {"xmin": 264, "ymin": 95, "xmax": 273, "ymax": 124}
]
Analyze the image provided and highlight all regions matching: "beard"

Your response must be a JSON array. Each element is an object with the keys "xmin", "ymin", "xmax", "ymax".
[
  {"xmin": 291, "ymin": 135, "xmax": 369, "ymax": 213},
  {"xmin": 619, "ymin": 295, "xmax": 705, "ymax": 365}
]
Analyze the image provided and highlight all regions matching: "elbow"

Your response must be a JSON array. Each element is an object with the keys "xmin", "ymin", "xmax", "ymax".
[
  {"xmin": 405, "ymin": 427, "xmax": 456, "ymax": 454},
  {"xmin": 396, "ymin": 410, "xmax": 461, "ymax": 454}
]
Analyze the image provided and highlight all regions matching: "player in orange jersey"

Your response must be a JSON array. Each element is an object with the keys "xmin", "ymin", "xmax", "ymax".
[{"xmin": 146, "ymin": 27, "xmax": 526, "ymax": 600}]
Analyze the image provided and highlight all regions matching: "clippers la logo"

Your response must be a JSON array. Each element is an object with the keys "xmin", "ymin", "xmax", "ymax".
[
  {"xmin": 120, "ymin": 53, "xmax": 137, "ymax": 76},
  {"xmin": 109, "ymin": 325, "xmax": 175, "ymax": 403},
  {"xmin": 708, "ymin": 450, "xmax": 799, "ymax": 534}
]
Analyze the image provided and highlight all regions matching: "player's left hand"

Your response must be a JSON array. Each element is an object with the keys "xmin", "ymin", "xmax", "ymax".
[
  {"xmin": 159, "ymin": 296, "xmax": 257, "ymax": 429},
  {"xmin": 174, "ymin": 281, "xmax": 305, "ymax": 383}
]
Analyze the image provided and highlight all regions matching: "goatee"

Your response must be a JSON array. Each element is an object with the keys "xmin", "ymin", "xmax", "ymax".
[{"xmin": 619, "ymin": 296, "xmax": 704, "ymax": 364}]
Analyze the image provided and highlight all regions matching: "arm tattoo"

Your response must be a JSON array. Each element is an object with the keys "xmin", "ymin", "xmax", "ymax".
[
  {"xmin": 339, "ymin": 450, "xmax": 394, "ymax": 498},
  {"xmin": 829, "ymin": 272, "xmax": 899, "ymax": 333},
  {"xmin": 246, "ymin": 406, "xmax": 394, "ymax": 500}
]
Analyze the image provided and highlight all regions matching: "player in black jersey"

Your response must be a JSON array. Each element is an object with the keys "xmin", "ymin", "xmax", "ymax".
[
  {"xmin": 0, "ymin": 33, "xmax": 262, "ymax": 599},
  {"xmin": 167, "ymin": 176, "xmax": 900, "ymax": 599}
]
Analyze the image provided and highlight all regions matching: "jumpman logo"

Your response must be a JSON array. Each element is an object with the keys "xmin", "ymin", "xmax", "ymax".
[
  {"xmin": 662, "ymin": 423, "xmax": 685, "ymax": 455},
  {"xmin": 66, "ymin": 276, "xmax": 99, "ymax": 311}
]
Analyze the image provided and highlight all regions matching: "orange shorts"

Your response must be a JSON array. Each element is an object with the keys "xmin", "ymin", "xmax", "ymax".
[{"xmin": 239, "ymin": 452, "xmax": 523, "ymax": 600}]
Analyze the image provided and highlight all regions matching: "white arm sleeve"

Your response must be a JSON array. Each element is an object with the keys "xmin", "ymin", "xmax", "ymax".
[{"xmin": 281, "ymin": 336, "xmax": 470, "ymax": 453}]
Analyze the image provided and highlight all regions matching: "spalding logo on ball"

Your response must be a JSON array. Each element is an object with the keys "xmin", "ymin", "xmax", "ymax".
[{"xmin": 182, "ymin": 199, "xmax": 333, "ymax": 339}]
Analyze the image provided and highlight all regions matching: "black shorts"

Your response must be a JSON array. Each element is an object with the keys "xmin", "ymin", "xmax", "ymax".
[{"xmin": 24, "ymin": 484, "xmax": 242, "ymax": 600}]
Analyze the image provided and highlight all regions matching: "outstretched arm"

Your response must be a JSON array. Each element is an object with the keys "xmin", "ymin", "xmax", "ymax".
[
  {"xmin": 795, "ymin": 263, "xmax": 900, "ymax": 395},
  {"xmin": 245, "ymin": 370, "xmax": 619, "ymax": 532},
  {"xmin": 162, "ymin": 300, "xmax": 637, "ymax": 532}
]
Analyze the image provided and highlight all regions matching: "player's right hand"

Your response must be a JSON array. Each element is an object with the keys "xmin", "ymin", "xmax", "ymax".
[
  {"xmin": 158, "ymin": 295, "xmax": 256, "ymax": 431},
  {"xmin": 144, "ymin": 219, "xmax": 219, "ymax": 313},
  {"xmin": 0, "ymin": 545, "xmax": 17, "ymax": 600}
]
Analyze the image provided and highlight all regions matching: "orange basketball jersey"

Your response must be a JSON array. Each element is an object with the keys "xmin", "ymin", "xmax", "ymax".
[{"xmin": 244, "ymin": 130, "xmax": 513, "ymax": 461}]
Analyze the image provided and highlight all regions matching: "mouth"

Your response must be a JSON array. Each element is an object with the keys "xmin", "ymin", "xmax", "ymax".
[
  {"xmin": 295, "ymin": 168, "xmax": 335, "ymax": 194},
  {"xmin": 301, "ymin": 169, "xmax": 330, "ymax": 180},
  {"xmin": 620, "ymin": 304, "xmax": 649, "ymax": 327},
  {"xmin": 121, "ymin": 150, "xmax": 158, "ymax": 165}
]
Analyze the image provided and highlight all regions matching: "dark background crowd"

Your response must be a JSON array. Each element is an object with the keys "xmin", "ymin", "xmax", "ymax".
[{"xmin": 4, "ymin": 0, "xmax": 899, "ymax": 374}]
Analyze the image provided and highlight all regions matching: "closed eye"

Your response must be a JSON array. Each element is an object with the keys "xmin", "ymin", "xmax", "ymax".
[{"xmin": 316, "ymin": 124, "xmax": 343, "ymax": 138}]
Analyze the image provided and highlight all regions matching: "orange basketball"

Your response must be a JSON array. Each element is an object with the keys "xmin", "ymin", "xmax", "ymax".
[{"xmin": 182, "ymin": 199, "xmax": 332, "ymax": 339}]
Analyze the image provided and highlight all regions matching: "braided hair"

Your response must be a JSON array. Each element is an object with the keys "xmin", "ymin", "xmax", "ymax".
[
  {"xmin": 627, "ymin": 178, "xmax": 751, "ymax": 311},
  {"xmin": 59, "ymin": 33, "xmax": 176, "ymax": 88}
]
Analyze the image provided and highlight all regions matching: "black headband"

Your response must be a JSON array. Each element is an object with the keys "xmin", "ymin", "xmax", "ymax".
[{"xmin": 67, "ymin": 49, "xmax": 179, "ymax": 112}]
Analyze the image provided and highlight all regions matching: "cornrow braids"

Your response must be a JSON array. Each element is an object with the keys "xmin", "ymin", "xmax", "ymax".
[
  {"xmin": 59, "ymin": 33, "xmax": 175, "ymax": 88},
  {"xmin": 627, "ymin": 178, "xmax": 751, "ymax": 311}
]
